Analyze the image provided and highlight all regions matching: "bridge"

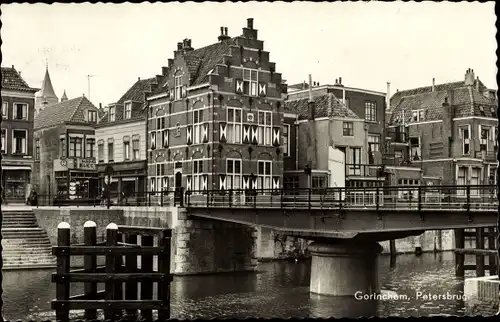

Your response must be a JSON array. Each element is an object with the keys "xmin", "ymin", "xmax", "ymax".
[{"xmin": 182, "ymin": 184, "xmax": 498, "ymax": 297}]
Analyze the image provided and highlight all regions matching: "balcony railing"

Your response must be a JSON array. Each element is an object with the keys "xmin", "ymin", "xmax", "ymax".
[{"xmin": 345, "ymin": 163, "xmax": 384, "ymax": 177}]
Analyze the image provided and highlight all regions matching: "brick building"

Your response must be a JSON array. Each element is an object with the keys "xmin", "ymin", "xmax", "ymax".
[
  {"xmin": 145, "ymin": 19, "xmax": 287, "ymax": 197},
  {"xmin": 1, "ymin": 66, "xmax": 39, "ymax": 202},
  {"xmin": 33, "ymin": 96, "xmax": 99, "ymax": 199},
  {"xmin": 284, "ymin": 76, "xmax": 388, "ymax": 190},
  {"xmin": 387, "ymin": 68, "xmax": 498, "ymax": 191},
  {"xmin": 96, "ymin": 76, "xmax": 164, "ymax": 200}
]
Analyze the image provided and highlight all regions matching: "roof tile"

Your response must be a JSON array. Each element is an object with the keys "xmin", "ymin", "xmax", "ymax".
[
  {"xmin": 1, "ymin": 67, "xmax": 38, "ymax": 92},
  {"xmin": 34, "ymin": 96, "xmax": 98, "ymax": 129}
]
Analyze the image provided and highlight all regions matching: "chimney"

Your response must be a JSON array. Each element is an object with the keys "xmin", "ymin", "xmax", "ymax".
[
  {"xmin": 243, "ymin": 18, "xmax": 258, "ymax": 39},
  {"xmin": 476, "ymin": 76, "xmax": 480, "ymax": 91},
  {"xmin": 432, "ymin": 78, "xmax": 435, "ymax": 92},
  {"xmin": 465, "ymin": 68, "xmax": 475, "ymax": 86},
  {"xmin": 317, "ymin": 82, "xmax": 320, "ymax": 86},
  {"xmin": 138, "ymin": 77, "xmax": 140, "ymax": 81},
  {"xmin": 218, "ymin": 27, "xmax": 230, "ymax": 42},
  {"xmin": 339, "ymin": 77, "xmax": 342, "ymax": 85},
  {"xmin": 162, "ymin": 66, "xmax": 169, "ymax": 76},
  {"xmin": 168, "ymin": 59, "xmax": 174, "ymax": 68},
  {"xmin": 99, "ymin": 103, "xmax": 102, "ymax": 109},
  {"xmin": 177, "ymin": 42, "xmax": 182, "ymax": 50},
  {"xmin": 225, "ymin": 27, "xmax": 228, "ymax": 36},
  {"xmin": 335, "ymin": 79, "xmax": 338, "ymax": 85},
  {"xmin": 247, "ymin": 18, "xmax": 254, "ymax": 29},
  {"xmin": 386, "ymin": 82, "xmax": 391, "ymax": 111}
]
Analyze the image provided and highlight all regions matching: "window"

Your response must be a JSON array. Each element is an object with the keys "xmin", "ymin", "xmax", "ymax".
[
  {"xmin": 258, "ymin": 161, "xmax": 272, "ymax": 190},
  {"xmin": 457, "ymin": 166, "xmax": 482, "ymax": 196},
  {"xmin": 108, "ymin": 142, "xmax": 114, "ymax": 162},
  {"xmin": 312, "ymin": 176, "xmax": 327, "ymax": 189},
  {"xmin": 150, "ymin": 132, "xmax": 156, "ymax": 150},
  {"xmin": 479, "ymin": 125, "xmax": 491, "ymax": 152},
  {"xmin": 2, "ymin": 102, "xmax": 7, "ymax": 119},
  {"xmin": 258, "ymin": 111, "xmax": 272, "ymax": 145},
  {"xmin": 124, "ymin": 141, "xmax": 130, "ymax": 160},
  {"xmin": 12, "ymin": 130, "xmax": 27, "ymax": 154},
  {"xmin": 364, "ymin": 101, "xmax": 377, "ymax": 122},
  {"xmin": 86, "ymin": 138, "xmax": 95, "ymax": 158},
  {"xmin": 109, "ymin": 107, "xmax": 115, "ymax": 122},
  {"xmin": 226, "ymin": 159, "xmax": 242, "ymax": 190},
  {"xmin": 344, "ymin": 98, "xmax": 350, "ymax": 110},
  {"xmin": 243, "ymin": 68, "xmax": 258, "ymax": 96},
  {"xmin": 470, "ymin": 168, "xmax": 480, "ymax": 196},
  {"xmin": 348, "ymin": 147, "xmax": 361, "ymax": 175},
  {"xmin": 227, "ymin": 107, "xmax": 242, "ymax": 144},
  {"xmin": 60, "ymin": 137, "xmax": 67, "ymax": 158},
  {"xmin": 343, "ymin": 122, "xmax": 354, "ymax": 136},
  {"xmin": 409, "ymin": 137, "xmax": 421, "ymax": 160},
  {"xmin": 87, "ymin": 111, "xmax": 97, "ymax": 122},
  {"xmin": 14, "ymin": 103, "xmax": 28, "ymax": 120},
  {"xmin": 282, "ymin": 124, "xmax": 290, "ymax": 157},
  {"xmin": 132, "ymin": 136, "xmax": 140, "ymax": 160},
  {"xmin": 193, "ymin": 160, "xmax": 204, "ymax": 191},
  {"xmin": 69, "ymin": 137, "xmax": 83, "ymax": 158},
  {"xmin": 193, "ymin": 109, "xmax": 204, "ymax": 144},
  {"xmin": 124, "ymin": 102, "xmax": 132, "ymax": 119},
  {"xmin": 1, "ymin": 129, "xmax": 6, "ymax": 153},
  {"xmin": 411, "ymin": 109, "xmax": 425, "ymax": 122},
  {"xmin": 459, "ymin": 125, "xmax": 470, "ymax": 155},
  {"xmin": 35, "ymin": 139, "xmax": 40, "ymax": 160},
  {"xmin": 156, "ymin": 117, "xmax": 167, "ymax": 148},
  {"xmin": 98, "ymin": 142, "xmax": 104, "ymax": 163},
  {"xmin": 368, "ymin": 135, "xmax": 380, "ymax": 152},
  {"xmin": 284, "ymin": 176, "xmax": 299, "ymax": 193},
  {"xmin": 175, "ymin": 75, "xmax": 183, "ymax": 100}
]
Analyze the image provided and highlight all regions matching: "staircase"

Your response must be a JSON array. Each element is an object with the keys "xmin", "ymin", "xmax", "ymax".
[{"xmin": 1, "ymin": 210, "xmax": 56, "ymax": 269}]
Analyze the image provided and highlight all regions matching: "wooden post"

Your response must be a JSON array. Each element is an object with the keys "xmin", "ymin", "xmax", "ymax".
[
  {"xmin": 83, "ymin": 221, "xmax": 97, "ymax": 320},
  {"xmin": 455, "ymin": 228, "xmax": 465, "ymax": 277},
  {"xmin": 125, "ymin": 233, "xmax": 138, "ymax": 319},
  {"xmin": 56, "ymin": 222, "xmax": 71, "ymax": 322},
  {"xmin": 115, "ymin": 232, "xmax": 124, "ymax": 317},
  {"xmin": 105, "ymin": 223, "xmax": 118, "ymax": 320},
  {"xmin": 389, "ymin": 239, "xmax": 396, "ymax": 256},
  {"xmin": 141, "ymin": 235, "xmax": 154, "ymax": 321},
  {"xmin": 476, "ymin": 228, "xmax": 485, "ymax": 277},
  {"xmin": 488, "ymin": 227, "xmax": 497, "ymax": 275},
  {"xmin": 158, "ymin": 229, "xmax": 172, "ymax": 321}
]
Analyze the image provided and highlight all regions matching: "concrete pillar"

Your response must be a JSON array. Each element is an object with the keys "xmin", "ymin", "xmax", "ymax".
[{"xmin": 309, "ymin": 241, "xmax": 383, "ymax": 296}]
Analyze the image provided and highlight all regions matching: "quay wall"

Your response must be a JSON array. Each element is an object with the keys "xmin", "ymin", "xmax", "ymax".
[
  {"xmin": 464, "ymin": 275, "xmax": 500, "ymax": 316},
  {"xmin": 379, "ymin": 230, "xmax": 455, "ymax": 254}
]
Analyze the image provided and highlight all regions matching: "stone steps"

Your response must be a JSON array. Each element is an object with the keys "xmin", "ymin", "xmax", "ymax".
[{"xmin": 1, "ymin": 210, "xmax": 56, "ymax": 269}]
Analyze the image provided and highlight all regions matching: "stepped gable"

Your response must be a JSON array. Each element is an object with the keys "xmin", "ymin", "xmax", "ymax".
[
  {"xmin": 285, "ymin": 93, "xmax": 359, "ymax": 120},
  {"xmin": 34, "ymin": 96, "xmax": 97, "ymax": 130},
  {"xmin": 154, "ymin": 37, "xmax": 238, "ymax": 95},
  {"xmin": 1, "ymin": 66, "xmax": 39, "ymax": 92}
]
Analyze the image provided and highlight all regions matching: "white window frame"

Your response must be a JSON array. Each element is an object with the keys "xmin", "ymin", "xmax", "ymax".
[
  {"xmin": 343, "ymin": 122, "xmax": 354, "ymax": 136},
  {"xmin": 364, "ymin": 101, "xmax": 377, "ymax": 122},
  {"xmin": 226, "ymin": 158, "xmax": 242, "ymax": 191},
  {"xmin": 479, "ymin": 125, "xmax": 491, "ymax": 152},
  {"xmin": 109, "ymin": 106, "xmax": 116, "ymax": 122},
  {"xmin": 470, "ymin": 167, "xmax": 480, "ymax": 196},
  {"xmin": 124, "ymin": 102, "xmax": 132, "ymax": 119},
  {"xmin": 348, "ymin": 147, "xmax": 362, "ymax": 175},
  {"xmin": 2, "ymin": 102, "xmax": 7, "ymax": 119},
  {"xmin": 108, "ymin": 140, "xmax": 114, "ymax": 162},
  {"xmin": 227, "ymin": 107, "xmax": 242, "ymax": 144},
  {"xmin": 243, "ymin": 68, "xmax": 258, "ymax": 96},
  {"xmin": 1, "ymin": 129, "xmax": 6, "ymax": 153},
  {"xmin": 193, "ymin": 109, "xmax": 204, "ymax": 144},
  {"xmin": 86, "ymin": 138, "xmax": 95, "ymax": 158},
  {"xmin": 69, "ymin": 136, "xmax": 83, "ymax": 158},
  {"xmin": 258, "ymin": 110, "xmax": 272, "ymax": 145},
  {"xmin": 124, "ymin": 141, "xmax": 130, "ymax": 160},
  {"xmin": 459, "ymin": 125, "xmax": 471, "ymax": 155},
  {"xmin": 97, "ymin": 141, "xmax": 104, "ymax": 163},
  {"xmin": 87, "ymin": 110, "xmax": 97, "ymax": 122},
  {"xmin": 192, "ymin": 160, "xmax": 204, "ymax": 192},
  {"xmin": 282, "ymin": 124, "xmax": 290, "ymax": 157},
  {"xmin": 409, "ymin": 136, "xmax": 421, "ymax": 160},
  {"xmin": 12, "ymin": 129, "xmax": 28, "ymax": 154},
  {"xmin": 368, "ymin": 134, "xmax": 380, "ymax": 152},
  {"xmin": 412, "ymin": 109, "xmax": 425, "ymax": 122},
  {"xmin": 13, "ymin": 102, "xmax": 28, "ymax": 120},
  {"xmin": 132, "ymin": 136, "xmax": 140, "ymax": 160},
  {"xmin": 257, "ymin": 160, "xmax": 272, "ymax": 191},
  {"xmin": 174, "ymin": 75, "xmax": 183, "ymax": 100}
]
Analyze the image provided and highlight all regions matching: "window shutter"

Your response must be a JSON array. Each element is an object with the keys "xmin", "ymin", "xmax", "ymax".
[
  {"xmin": 219, "ymin": 123, "xmax": 227, "ymax": 143},
  {"xmin": 163, "ymin": 129, "xmax": 169, "ymax": 148},
  {"xmin": 219, "ymin": 174, "xmax": 226, "ymax": 190},
  {"xmin": 186, "ymin": 176, "xmax": 192, "ymax": 191},
  {"xmin": 259, "ymin": 82, "xmax": 267, "ymax": 97},
  {"xmin": 181, "ymin": 85, "xmax": 187, "ymax": 98},
  {"xmin": 272, "ymin": 127, "xmax": 280, "ymax": 147},
  {"xmin": 235, "ymin": 79, "xmax": 244, "ymax": 94},
  {"xmin": 202, "ymin": 175, "xmax": 208, "ymax": 191},
  {"xmin": 242, "ymin": 176, "xmax": 249, "ymax": 189},
  {"xmin": 478, "ymin": 125, "xmax": 482, "ymax": 140},
  {"xmin": 273, "ymin": 177, "xmax": 280, "ymax": 190},
  {"xmin": 251, "ymin": 176, "xmax": 257, "ymax": 189},
  {"xmin": 202, "ymin": 124, "xmax": 209, "ymax": 143},
  {"xmin": 251, "ymin": 125, "xmax": 258, "ymax": 145},
  {"xmin": 186, "ymin": 125, "xmax": 193, "ymax": 145},
  {"xmin": 243, "ymin": 125, "xmax": 250, "ymax": 144}
]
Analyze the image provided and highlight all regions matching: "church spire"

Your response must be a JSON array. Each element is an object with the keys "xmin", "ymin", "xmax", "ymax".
[
  {"xmin": 39, "ymin": 64, "xmax": 58, "ymax": 99},
  {"xmin": 61, "ymin": 90, "xmax": 68, "ymax": 102}
]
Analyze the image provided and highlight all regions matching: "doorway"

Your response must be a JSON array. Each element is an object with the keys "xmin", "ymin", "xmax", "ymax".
[{"xmin": 175, "ymin": 171, "xmax": 182, "ymax": 205}]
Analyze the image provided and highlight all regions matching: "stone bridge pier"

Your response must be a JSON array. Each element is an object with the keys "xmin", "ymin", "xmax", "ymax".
[{"xmin": 308, "ymin": 240, "xmax": 383, "ymax": 296}]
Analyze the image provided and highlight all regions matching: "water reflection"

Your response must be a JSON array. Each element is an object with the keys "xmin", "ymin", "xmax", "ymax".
[{"xmin": 3, "ymin": 252, "xmax": 472, "ymax": 320}]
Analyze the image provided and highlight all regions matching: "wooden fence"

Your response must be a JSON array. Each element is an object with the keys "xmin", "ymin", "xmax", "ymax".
[
  {"xmin": 51, "ymin": 221, "xmax": 172, "ymax": 321},
  {"xmin": 454, "ymin": 227, "xmax": 498, "ymax": 277}
]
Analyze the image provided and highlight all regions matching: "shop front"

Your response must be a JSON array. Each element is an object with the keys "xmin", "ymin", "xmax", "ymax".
[
  {"xmin": 97, "ymin": 160, "xmax": 147, "ymax": 204},
  {"xmin": 1, "ymin": 164, "xmax": 32, "ymax": 203},
  {"xmin": 53, "ymin": 157, "xmax": 98, "ymax": 201}
]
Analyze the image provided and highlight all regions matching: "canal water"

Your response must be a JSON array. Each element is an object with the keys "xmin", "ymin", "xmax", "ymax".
[{"xmin": 2, "ymin": 251, "xmax": 483, "ymax": 320}]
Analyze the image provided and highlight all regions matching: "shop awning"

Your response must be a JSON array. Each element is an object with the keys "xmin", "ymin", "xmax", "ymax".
[{"xmin": 2, "ymin": 165, "xmax": 31, "ymax": 170}]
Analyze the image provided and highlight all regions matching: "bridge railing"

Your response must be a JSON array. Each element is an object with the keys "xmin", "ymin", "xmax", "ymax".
[{"xmin": 184, "ymin": 185, "xmax": 498, "ymax": 210}]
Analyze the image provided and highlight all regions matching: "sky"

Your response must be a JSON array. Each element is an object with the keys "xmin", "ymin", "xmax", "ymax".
[{"xmin": 1, "ymin": 2, "xmax": 497, "ymax": 108}]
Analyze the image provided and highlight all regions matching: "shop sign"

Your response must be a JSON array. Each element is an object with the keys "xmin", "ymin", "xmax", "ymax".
[
  {"xmin": 76, "ymin": 158, "xmax": 96, "ymax": 170},
  {"xmin": 54, "ymin": 158, "xmax": 75, "ymax": 172}
]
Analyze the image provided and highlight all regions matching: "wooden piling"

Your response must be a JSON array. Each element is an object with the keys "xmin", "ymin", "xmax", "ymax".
[
  {"xmin": 125, "ymin": 233, "xmax": 138, "ymax": 319},
  {"xmin": 56, "ymin": 222, "xmax": 71, "ymax": 322},
  {"xmin": 158, "ymin": 229, "xmax": 172, "ymax": 321},
  {"xmin": 105, "ymin": 223, "xmax": 118, "ymax": 320},
  {"xmin": 389, "ymin": 239, "xmax": 396, "ymax": 256},
  {"xmin": 488, "ymin": 227, "xmax": 497, "ymax": 275},
  {"xmin": 83, "ymin": 221, "xmax": 97, "ymax": 320},
  {"xmin": 141, "ymin": 235, "xmax": 154, "ymax": 321},
  {"xmin": 455, "ymin": 228, "xmax": 465, "ymax": 277},
  {"xmin": 476, "ymin": 228, "xmax": 485, "ymax": 277}
]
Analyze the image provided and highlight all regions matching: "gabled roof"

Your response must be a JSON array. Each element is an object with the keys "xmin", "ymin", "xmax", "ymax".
[
  {"xmin": 285, "ymin": 93, "xmax": 360, "ymax": 120},
  {"xmin": 1, "ymin": 66, "xmax": 39, "ymax": 93},
  {"xmin": 154, "ymin": 38, "xmax": 238, "ymax": 95},
  {"xmin": 389, "ymin": 83, "xmax": 497, "ymax": 124},
  {"xmin": 34, "ymin": 96, "xmax": 98, "ymax": 129},
  {"xmin": 38, "ymin": 67, "xmax": 58, "ymax": 98}
]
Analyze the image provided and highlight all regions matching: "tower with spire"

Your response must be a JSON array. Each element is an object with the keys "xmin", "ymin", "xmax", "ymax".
[
  {"xmin": 60, "ymin": 90, "xmax": 68, "ymax": 102},
  {"xmin": 35, "ymin": 63, "xmax": 59, "ymax": 114}
]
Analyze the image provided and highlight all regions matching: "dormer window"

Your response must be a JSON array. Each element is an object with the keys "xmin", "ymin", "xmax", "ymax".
[
  {"xmin": 412, "ymin": 109, "xmax": 425, "ymax": 122},
  {"xmin": 87, "ymin": 110, "xmax": 97, "ymax": 122},
  {"xmin": 174, "ymin": 75, "xmax": 183, "ymax": 100},
  {"xmin": 109, "ymin": 106, "xmax": 115, "ymax": 122},
  {"xmin": 124, "ymin": 102, "xmax": 132, "ymax": 119}
]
